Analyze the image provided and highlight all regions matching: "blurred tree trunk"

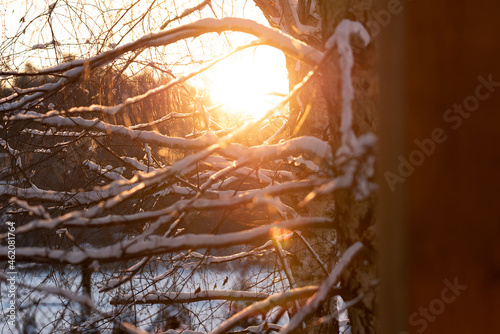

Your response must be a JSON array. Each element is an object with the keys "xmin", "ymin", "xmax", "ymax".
[
  {"xmin": 255, "ymin": 1, "xmax": 378, "ymax": 333},
  {"xmin": 319, "ymin": 2, "xmax": 378, "ymax": 333}
]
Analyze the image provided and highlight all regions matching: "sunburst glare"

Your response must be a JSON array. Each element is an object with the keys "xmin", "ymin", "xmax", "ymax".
[{"xmin": 207, "ymin": 46, "xmax": 289, "ymax": 119}]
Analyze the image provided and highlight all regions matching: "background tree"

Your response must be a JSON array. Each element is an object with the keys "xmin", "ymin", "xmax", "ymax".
[{"xmin": 0, "ymin": 1, "xmax": 377, "ymax": 333}]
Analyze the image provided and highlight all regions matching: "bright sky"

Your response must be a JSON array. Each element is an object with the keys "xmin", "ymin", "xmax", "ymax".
[{"xmin": 0, "ymin": 0, "xmax": 289, "ymax": 119}]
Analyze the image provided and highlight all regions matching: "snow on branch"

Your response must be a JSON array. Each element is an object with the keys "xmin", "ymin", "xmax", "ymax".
[
  {"xmin": 318, "ymin": 19, "xmax": 378, "ymax": 200},
  {"xmin": 325, "ymin": 19, "xmax": 371, "ymax": 158},
  {"xmin": 0, "ymin": 67, "xmax": 83, "ymax": 112},
  {"xmin": 173, "ymin": 248, "xmax": 274, "ymax": 268},
  {"xmin": 1, "ymin": 18, "xmax": 322, "ymax": 112},
  {"xmin": 224, "ymin": 136, "xmax": 333, "ymax": 164},
  {"xmin": 202, "ymin": 155, "xmax": 294, "ymax": 184},
  {"xmin": 0, "ymin": 137, "xmax": 22, "ymax": 167},
  {"xmin": 0, "ymin": 182, "xmax": 134, "ymax": 206},
  {"xmin": 6, "ymin": 111, "xmax": 219, "ymax": 151},
  {"xmin": 83, "ymin": 160, "xmax": 127, "ymax": 181},
  {"xmin": 20, "ymin": 127, "xmax": 91, "ymax": 137},
  {"xmin": 0, "ymin": 217, "xmax": 332, "ymax": 265},
  {"xmin": 9, "ymin": 197, "xmax": 50, "ymax": 219},
  {"xmin": 7, "ymin": 150, "xmax": 327, "ymax": 237},
  {"xmin": 110, "ymin": 289, "xmax": 271, "ymax": 305}
]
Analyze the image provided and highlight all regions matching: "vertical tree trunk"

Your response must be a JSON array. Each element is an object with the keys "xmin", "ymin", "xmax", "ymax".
[
  {"xmin": 81, "ymin": 264, "xmax": 92, "ymax": 317},
  {"xmin": 318, "ymin": 2, "xmax": 378, "ymax": 333},
  {"xmin": 255, "ymin": 1, "xmax": 378, "ymax": 333}
]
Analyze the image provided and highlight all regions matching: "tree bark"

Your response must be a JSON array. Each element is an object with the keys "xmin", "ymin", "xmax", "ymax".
[
  {"xmin": 255, "ymin": 1, "xmax": 379, "ymax": 333},
  {"xmin": 319, "ymin": 2, "xmax": 378, "ymax": 333}
]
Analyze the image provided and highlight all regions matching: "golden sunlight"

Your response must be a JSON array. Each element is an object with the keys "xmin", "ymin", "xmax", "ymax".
[{"xmin": 207, "ymin": 46, "xmax": 289, "ymax": 118}]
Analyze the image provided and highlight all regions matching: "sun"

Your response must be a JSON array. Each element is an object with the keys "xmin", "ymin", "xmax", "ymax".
[{"xmin": 208, "ymin": 46, "xmax": 289, "ymax": 118}]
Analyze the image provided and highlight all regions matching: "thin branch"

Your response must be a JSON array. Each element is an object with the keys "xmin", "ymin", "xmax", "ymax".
[
  {"xmin": 280, "ymin": 241, "xmax": 363, "ymax": 334},
  {"xmin": 208, "ymin": 286, "xmax": 319, "ymax": 334}
]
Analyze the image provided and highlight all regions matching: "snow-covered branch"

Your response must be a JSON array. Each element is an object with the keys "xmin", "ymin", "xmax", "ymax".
[
  {"xmin": 0, "ymin": 217, "xmax": 332, "ymax": 264},
  {"xmin": 6, "ymin": 111, "xmax": 219, "ymax": 151},
  {"xmin": 110, "ymin": 290, "xmax": 272, "ymax": 305},
  {"xmin": 1, "ymin": 18, "xmax": 322, "ymax": 112}
]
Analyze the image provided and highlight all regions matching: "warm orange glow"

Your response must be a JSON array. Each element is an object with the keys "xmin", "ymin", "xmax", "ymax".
[
  {"xmin": 208, "ymin": 46, "xmax": 288, "ymax": 118},
  {"xmin": 271, "ymin": 226, "xmax": 291, "ymax": 239}
]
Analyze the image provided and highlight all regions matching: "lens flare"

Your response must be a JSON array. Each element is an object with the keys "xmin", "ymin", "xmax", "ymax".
[{"xmin": 208, "ymin": 46, "xmax": 288, "ymax": 118}]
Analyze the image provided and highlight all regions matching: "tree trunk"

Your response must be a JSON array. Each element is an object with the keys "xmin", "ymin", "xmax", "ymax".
[
  {"xmin": 319, "ymin": 2, "xmax": 378, "ymax": 333},
  {"xmin": 256, "ymin": 1, "xmax": 378, "ymax": 333}
]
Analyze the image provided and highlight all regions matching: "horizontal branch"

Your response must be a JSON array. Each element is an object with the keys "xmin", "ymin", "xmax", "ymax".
[
  {"xmin": 0, "ymin": 182, "xmax": 133, "ymax": 206},
  {"xmin": 174, "ymin": 249, "xmax": 274, "ymax": 267},
  {"xmin": 0, "ymin": 217, "xmax": 332, "ymax": 265},
  {"xmin": 110, "ymin": 290, "xmax": 272, "ymax": 305},
  {"xmin": 6, "ymin": 111, "xmax": 219, "ymax": 151},
  {"xmin": 1, "ymin": 18, "xmax": 323, "ymax": 112},
  {"xmin": 9, "ymin": 177, "xmax": 326, "ymax": 238}
]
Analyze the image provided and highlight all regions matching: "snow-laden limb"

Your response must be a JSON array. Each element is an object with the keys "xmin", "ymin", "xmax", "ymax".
[
  {"xmin": 300, "ymin": 132, "xmax": 378, "ymax": 205},
  {"xmin": 0, "ymin": 182, "xmax": 135, "ymax": 205},
  {"xmin": 280, "ymin": 241, "xmax": 364, "ymax": 334},
  {"xmin": 7, "ymin": 208, "xmax": 176, "ymax": 238},
  {"xmin": 121, "ymin": 16, "xmax": 325, "ymax": 64},
  {"xmin": 1, "ymin": 18, "xmax": 322, "ymax": 112},
  {"xmin": 0, "ymin": 137, "xmax": 22, "ymax": 167},
  {"xmin": 0, "ymin": 67, "xmax": 83, "ymax": 112},
  {"xmin": 322, "ymin": 19, "xmax": 378, "ymax": 199},
  {"xmin": 31, "ymin": 39, "xmax": 60, "ymax": 50},
  {"xmin": 6, "ymin": 173, "xmax": 324, "ymax": 238},
  {"xmin": 317, "ymin": 292, "xmax": 365, "ymax": 328},
  {"xmin": 6, "ymin": 111, "xmax": 219, "ymax": 151},
  {"xmin": 4, "ymin": 134, "xmax": 332, "ymax": 237},
  {"xmin": 9, "ymin": 197, "xmax": 50, "ymax": 219},
  {"xmin": 169, "ymin": 231, "xmax": 294, "ymax": 269},
  {"xmin": 325, "ymin": 19, "xmax": 371, "ymax": 158},
  {"xmin": 235, "ymin": 136, "xmax": 332, "ymax": 165},
  {"xmin": 20, "ymin": 127, "xmax": 97, "ymax": 137},
  {"xmin": 83, "ymin": 160, "xmax": 126, "ymax": 181},
  {"xmin": 173, "ymin": 249, "xmax": 274, "ymax": 269},
  {"xmin": 111, "ymin": 290, "xmax": 271, "ymax": 305},
  {"xmin": 8, "ymin": 18, "xmax": 322, "ymax": 75},
  {"xmin": 122, "ymin": 156, "xmax": 158, "ymax": 173},
  {"xmin": 55, "ymin": 53, "xmax": 331, "ymax": 220},
  {"xmin": 0, "ymin": 217, "xmax": 332, "ymax": 265},
  {"xmin": 163, "ymin": 178, "xmax": 325, "ymax": 213},
  {"xmin": 203, "ymin": 155, "xmax": 294, "ymax": 184},
  {"xmin": 208, "ymin": 286, "xmax": 319, "ymax": 334}
]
